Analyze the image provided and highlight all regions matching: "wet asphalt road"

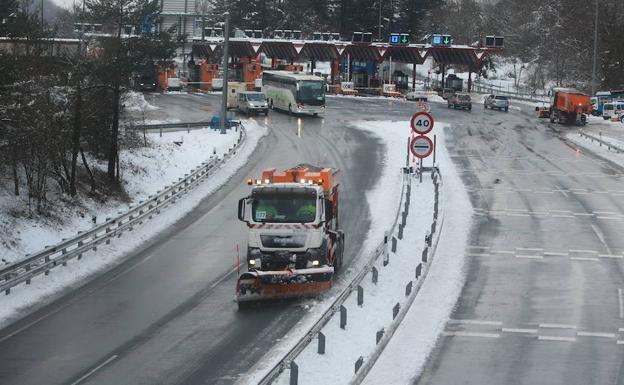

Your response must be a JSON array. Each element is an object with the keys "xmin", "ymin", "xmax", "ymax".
[
  {"xmin": 3, "ymin": 93, "xmax": 624, "ymax": 385},
  {"xmin": 415, "ymin": 104, "xmax": 624, "ymax": 384},
  {"xmin": 0, "ymin": 93, "xmax": 416, "ymax": 385}
]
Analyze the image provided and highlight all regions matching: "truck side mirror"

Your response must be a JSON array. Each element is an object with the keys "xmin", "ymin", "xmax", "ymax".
[
  {"xmin": 324, "ymin": 199, "xmax": 334, "ymax": 222},
  {"xmin": 238, "ymin": 198, "xmax": 247, "ymax": 222}
]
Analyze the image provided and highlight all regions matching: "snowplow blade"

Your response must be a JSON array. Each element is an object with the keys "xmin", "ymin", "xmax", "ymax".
[{"xmin": 236, "ymin": 267, "xmax": 334, "ymax": 303}]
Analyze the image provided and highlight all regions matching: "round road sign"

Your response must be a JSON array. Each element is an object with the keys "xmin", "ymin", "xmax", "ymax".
[
  {"xmin": 410, "ymin": 111, "xmax": 434, "ymax": 134},
  {"xmin": 410, "ymin": 135, "xmax": 434, "ymax": 158}
]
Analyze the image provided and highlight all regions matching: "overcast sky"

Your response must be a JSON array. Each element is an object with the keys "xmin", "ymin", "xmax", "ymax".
[{"xmin": 50, "ymin": 0, "xmax": 74, "ymax": 9}]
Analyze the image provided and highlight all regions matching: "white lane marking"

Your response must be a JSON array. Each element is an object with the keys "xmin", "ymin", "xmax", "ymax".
[
  {"xmin": 444, "ymin": 331, "xmax": 501, "ymax": 339},
  {"xmin": 619, "ymin": 288, "xmax": 624, "ymax": 319},
  {"xmin": 491, "ymin": 250, "xmax": 515, "ymax": 255},
  {"xmin": 570, "ymin": 257, "xmax": 600, "ymax": 262},
  {"xmin": 619, "ymin": 328, "xmax": 624, "ymax": 332},
  {"xmin": 70, "ymin": 355, "xmax": 118, "ymax": 385},
  {"xmin": 539, "ymin": 323, "xmax": 577, "ymax": 329},
  {"xmin": 599, "ymin": 254, "xmax": 623, "ymax": 259},
  {"xmin": 543, "ymin": 252, "xmax": 569, "ymax": 257},
  {"xmin": 569, "ymin": 249, "xmax": 599, "ymax": 254},
  {"xmin": 617, "ymin": 340, "xmax": 624, "ymax": 345},
  {"xmin": 448, "ymin": 319, "xmax": 503, "ymax": 326},
  {"xmin": 591, "ymin": 224, "xmax": 613, "ymax": 256},
  {"xmin": 551, "ymin": 214, "xmax": 574, "ymax": 218},
  {"xmin": 467, "ymin": 253, "xmax": 492, "ymax": 257},
  {"xmin": 502, "ymin": 328, "xmax": 538, "ymax": 334},
  {"xmin": 210, "ymin": 266, "xmax": 239, "ymax": 289},
  {"xmin": 577, "ymin": 331, "xmax": 617, "ymax": 338},
  {"xmin": 467, "ymin": 245, "xmax": 490, "ymax": 250},
  {"xmin": 538, "ymin": 336, "xmax": 576, "ymax": 342},
  {"xmin": 516, "ymin": 255, "xmax": 543, "ymax": 260},
  {"xmin": 516, "ymin": 247, "xmax": 543, "ymax": 252},
  {"xmin": 573, "ymin": 213, "xmax": 595, "ymax": 216}
]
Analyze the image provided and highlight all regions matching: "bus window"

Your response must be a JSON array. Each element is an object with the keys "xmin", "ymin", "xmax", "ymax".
[{"xmin": 297, "ymin": 81, "xmax": 324, "ymax": 104}]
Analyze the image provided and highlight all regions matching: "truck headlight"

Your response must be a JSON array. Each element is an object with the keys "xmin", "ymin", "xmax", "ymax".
[{"xmin": 312, "ymin": 260, "xmax": 320, "ymax": 266}]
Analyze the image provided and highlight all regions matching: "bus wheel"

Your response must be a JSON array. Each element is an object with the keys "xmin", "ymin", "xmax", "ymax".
[{"xmin": 288, "ymin": 104, "xmax": 293, "ymax": 115}]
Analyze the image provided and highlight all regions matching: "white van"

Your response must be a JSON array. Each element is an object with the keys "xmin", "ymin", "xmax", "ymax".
[{"xmin": 603, "ymin": 101, "xmax": 624, "ymax": 121}]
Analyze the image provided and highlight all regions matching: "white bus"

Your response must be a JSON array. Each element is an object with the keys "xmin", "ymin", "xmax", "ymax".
[{"xmin": 262, "ymin": 71, "xmax": 325, "ymax": 116}]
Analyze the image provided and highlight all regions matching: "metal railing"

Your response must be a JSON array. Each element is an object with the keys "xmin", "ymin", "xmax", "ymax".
[
  {"xmin": 259, "ymin": 166, "xmax": 443, "ymax": 385},
  {"xmin": 131, "ymin": 120, "xmax": 241, "ymax": 133},
  {"xmin": 579, "ymin": 130, "xmax": 624, "ymax": 153},
  {"xmin": 472, "ymin": 81, "xmax": 549, "ymax": 103},
  {"xmin": 0, "ymin": 125, "xmax": 247, "ymax": 295}
]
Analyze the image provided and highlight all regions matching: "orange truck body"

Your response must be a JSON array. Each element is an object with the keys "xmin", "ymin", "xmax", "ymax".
[
  {"xmin": 540, "ymin": 88, "xmax": 593, "ymax": 125},
  {"xmin": 553, "ymin": 89, "xmax": 592, "ymax": 114}
]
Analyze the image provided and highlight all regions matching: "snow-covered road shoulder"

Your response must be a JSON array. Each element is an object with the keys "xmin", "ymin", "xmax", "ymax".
[{"xmin": 0, "ymin": 120, "xmax": 268, "ymax": 328}]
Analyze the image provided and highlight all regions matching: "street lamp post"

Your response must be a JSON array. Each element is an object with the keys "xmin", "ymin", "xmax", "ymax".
[
  {"xmin": 591, "ymin": 0, "xmax": 598, "ymax": 96},
  {"xmin": 220, "ymin": 12, "xmax": 230, "ymax": 135}
]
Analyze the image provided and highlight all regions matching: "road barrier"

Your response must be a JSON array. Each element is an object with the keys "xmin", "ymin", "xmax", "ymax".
[
  {"xmin": 472, "ymin": 81, "xmax": 549, "ymax": 103},
  {"xmin": 0, "ymin": 125, "xmax": 247, "ymax": 296},
  {"xmin": 259, "ymin": 166, "xmax": 444, "ymax": 385},
  {"xmin": 579, "ymin": 130, "xmax": 624, "ymax": 153}
]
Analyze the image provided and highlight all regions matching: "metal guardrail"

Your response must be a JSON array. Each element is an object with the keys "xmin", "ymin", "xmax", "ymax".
[
  {"xmin": 259, "ymin": 166, "xmax": 443, "ymax": 385},
  {"xmin": 579, "ymin": 130, "xmax": 624, "ymax": 153},
  {"xmin": 472, "ymin": 82, "xmax": 549, "ymax": 103},
  {"xmin": 0, "ymin": 125, "xmax": 247, "ymax": 295},
  {"xmin": 131, "ymin": 120, "xmax": 241, "ymax": 132}
]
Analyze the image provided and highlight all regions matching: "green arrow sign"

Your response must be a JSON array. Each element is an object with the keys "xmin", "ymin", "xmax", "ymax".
[
  {"xmin": 401, "ymin": 35, "xmax": 409, "ymax": 44},
  {"xmin": 443, "ymin": 36, "xmax": 450, "ymax": 45}
]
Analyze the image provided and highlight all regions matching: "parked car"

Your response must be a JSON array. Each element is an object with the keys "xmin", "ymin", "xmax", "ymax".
[
  {"xmin": 448, "ymin": 93, "xmax": 472, "ymax": 110},
  {"xmin": 166, "ymin": 77, "xmax": 183, "ymax": 91},
  {"xmin": 602, "ymin": 101, "xmax": 624, "ymax": 121},
  {"xmin": 484, "ymin": 94, "xmax": 509, "ymax": 111},
  {"xmin": 236, "ymin": 91, "xmax": 269, "ymax": 116},
  {"xmin": 406, "ymin": 89, "xmax": 428, "ymax": 102},
  {"xmin": 440, "ymin": 88, "xmax": 455, "ymax": 100}
]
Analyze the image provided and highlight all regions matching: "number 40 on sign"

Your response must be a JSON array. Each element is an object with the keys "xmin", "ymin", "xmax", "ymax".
[{"xmin": 410, "ymin": 111, "xmax": 434, "ymax": 134}]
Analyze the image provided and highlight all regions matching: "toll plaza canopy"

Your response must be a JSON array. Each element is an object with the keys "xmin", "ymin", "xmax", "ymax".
[
  {"xmin": 340, "ymin": 44, "xmax": 382, "ymax": 62},
  {"xmin": 199, "ymin": 37, "xmax": 502, "ymax": 69},
  {"xmin": 257, "ymin": 41, "xmax": 298, "ymax": 62},
  {"xmin": 191, "ymin": 43, "xmax": 212, "ymax": 59},
  {"xmin": 296, "ymin": 42, "xmax": 340, "ymax": 62},
  {"xmin": 381, "ymin": 46, "xmax": 428, "ymax": 64}
]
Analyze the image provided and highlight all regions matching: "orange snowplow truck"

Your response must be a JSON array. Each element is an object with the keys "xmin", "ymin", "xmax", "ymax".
[
  {"xmin": 236, "ymin": 165, "xmax": 344, "ymax": 307},
  {"xmin": 539, "ymin": 88, "xmax": 592, "ymax": 125}
]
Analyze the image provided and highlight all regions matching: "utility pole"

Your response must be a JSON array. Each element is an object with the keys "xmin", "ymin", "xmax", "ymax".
[
  {"xmin": 378, "ymin": 0, "xmax": 382, "ymax": 41},
  {"xmin": 40, "ymin": 0, "xmax": 43, "ymax": 25},
  {"xmin": 220, "ymin": 12, "xmax": 230, "ymax": 135},
  {"xmin": 591, "ymin": 0, "xmax": 599, "ymax": 96}
]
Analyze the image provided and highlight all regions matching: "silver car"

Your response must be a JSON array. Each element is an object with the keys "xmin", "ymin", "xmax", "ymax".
[
  {"xmin": 484, "ymin": 95, "xmax": 509, "ymax": 112},
  {"xmin": 237, "ymin": 91, "xmax": 269, "ymax": 116}
]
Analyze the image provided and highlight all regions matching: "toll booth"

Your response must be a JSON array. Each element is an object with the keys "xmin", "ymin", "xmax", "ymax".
[{"xmin": 340, "ymin": 45, "xmax": 381, "ymax": 90}]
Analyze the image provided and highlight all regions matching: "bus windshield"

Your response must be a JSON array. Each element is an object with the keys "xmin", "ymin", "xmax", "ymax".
[{"xmin": 297, "ymin": 81, "xmax": 325, "ymax": 105}]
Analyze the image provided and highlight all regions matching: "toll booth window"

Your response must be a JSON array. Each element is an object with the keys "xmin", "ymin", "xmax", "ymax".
[{"xmin": 252, "ymin": 196, "xmax": 317, "ymax": 223}]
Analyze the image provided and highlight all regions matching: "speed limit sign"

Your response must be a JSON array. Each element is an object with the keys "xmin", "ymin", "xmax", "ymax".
[{"xmin": 410, "ymin": 111, "xmax": 434, "ymax": 134}]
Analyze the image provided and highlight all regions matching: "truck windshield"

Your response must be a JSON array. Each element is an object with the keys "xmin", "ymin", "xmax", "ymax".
[
  {"xmin": 297, "ymin": 81, "xmax": 325, "ymax": 105},
  {"xmin": 245, "ymin": 93, "xmax": 265, "ymax": 102},
  {"xmin": 252, "ymin": 196, "xmax": 317, "ymax": 223}
]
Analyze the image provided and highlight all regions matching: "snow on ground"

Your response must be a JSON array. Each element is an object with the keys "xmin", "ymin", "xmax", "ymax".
[
  {"xmin": 122, "ymin": 91, "xmax": 159, "ymax": 112},
  {"xmin": 0, "ymin": 120, "xmax": 268, "ymax": 328},
  {"xmin": 362, "ymin": 125, "xmax": 473, "ymax": 385},
  {"xmin": 1, "ymin": 127, "xmax": 239, "ymax": 265},
  {"xmin": 240, "ymin": 121, "xmax": 474, "ymax": 385},
  {"xmin": 567, "ymin": 126, "xmax": 624, "ymax": 170}
]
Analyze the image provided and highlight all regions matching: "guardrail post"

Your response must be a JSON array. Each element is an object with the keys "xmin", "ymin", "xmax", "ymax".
[
  {"xmin": 357, "ymin": 285, "xmax": 364, "ymax": 306},
  {"xmin": 372, "ymin": 266, "xmax": 378, "ymax": 284},
  {"xmin": 425, "ymin": 231, "xmax": 432, "ymax": 247},
  {"xmin": 405, "ymin": 281, "xmax": 413, "ymax": 296},
  {"xmin": 391, "ymin": 236, "xmax": 397, "ymax": 254},
  {"xmin": 376, "ymin": 328, "xmax": 384, "ymax": 344},
  {"xmin": 415, "ymin": 263, "xmax": 422, "ymax": 278},
  {"xmin": 340, "ymin": 305, "xmax": 347, "ymax": 329},
  {"xmin": 398, "ymin": 224, "xmax": 404, "ymax": 240},
  {"xmin": 317, "ymin": 332, "xmax": 326, "ymax": 354},
  {"xmin": 431, "ymin": 220, "xmax": 436, "ymax": 234},
  {"xmin": 393, "ymin": 303, "xmax": 400, "ymax": 319},
  {"xmin": 64, "ymin": 248, "xmax": 70, "ymax": 264},
  {"xmin": 45, "ymin": 256, "xmax": 50, "ymax": 275},
  {"xmin": 422, "ymin": 247, "xmax": 428, "ymax": 263},
  {"xmin": 289, "ymin": 361, "xmax": 298, "ymax": 385},
  {"xmin": 355, "ymin": 356, "xmax": 364, "ymax": 373},
  {"xmin": 25, "ymin": 264, "xmax": 31, "ymax": 284}
]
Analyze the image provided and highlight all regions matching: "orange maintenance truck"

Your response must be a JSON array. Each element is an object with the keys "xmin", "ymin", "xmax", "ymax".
[
  {"xmin": 538, "ymin": 87, "xmax": 592, "ymax": 125},
  {"xmin": 236, "ymin": 165, "xmax": 344, "ymax": 307}
]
